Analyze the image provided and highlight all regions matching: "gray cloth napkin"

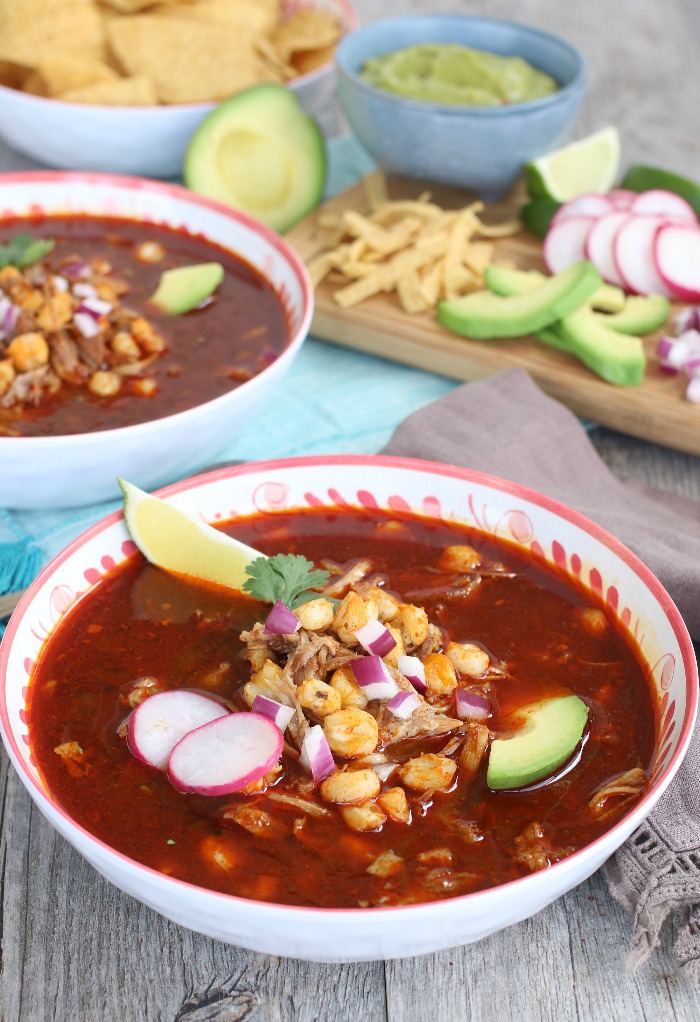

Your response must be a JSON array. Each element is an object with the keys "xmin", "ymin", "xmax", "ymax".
[{"xmin": 381, "ymin": 368, "xmax": 700, "ymax": 976}]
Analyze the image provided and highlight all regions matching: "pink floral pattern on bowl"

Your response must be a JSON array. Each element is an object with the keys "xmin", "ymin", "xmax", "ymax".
[{"xmin": 0, "ymin": 455, "xmax": 696, "ymax": 962}]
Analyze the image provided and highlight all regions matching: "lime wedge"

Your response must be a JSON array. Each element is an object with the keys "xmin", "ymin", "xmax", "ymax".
[
  {"xmin": 119, "ymin": 478, "xmax": 263, "ymax": 591},
  {"xmin": 525, "ymin": 127, "xmax": 621, "ymax": 202},
  {"xmin": 621, "ymin": 164, "xmax": 700, "ymax": 218}
]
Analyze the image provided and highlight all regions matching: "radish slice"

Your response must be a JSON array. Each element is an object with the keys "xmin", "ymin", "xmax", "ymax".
[
  {"xmin": 629, "ymin": 189, "xmax": 698, "ymax": 224},
  {"xmin": 127, "ymin": 689, "xmax": 229, "ymax": 771},
  {"xmin": 584, "ymin": 211, "xmax": 630, "ymax": 286},
  {"xmin": 167, "ymin": 711, "xmax": 283, "ymax": 795},
  {"xmin": 551, "ymin": 193, "xmax": 613, "ymax": 224},
  {"xmin": 607, "ymin": 188, "xmax": 637, "ymax": 210},
  {"xmin": 613, "ymin": 214, "xmax": 675, "ymax": 297},
  {"xmin": 655, "ymin": 225, "xmax": 700, "ymax": 301},
  {"xmin": 543, "ymin": 215, "xmax": 597, "ymax": 274}
]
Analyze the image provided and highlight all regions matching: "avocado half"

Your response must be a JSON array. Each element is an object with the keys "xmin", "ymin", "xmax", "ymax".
[
  {"xmin": 183, "ymin": 83, "xmax": 327, "ymax": 234},
  {"xmin": 486, "ymin": 694, "xmax": 589, "ymax": 791}
]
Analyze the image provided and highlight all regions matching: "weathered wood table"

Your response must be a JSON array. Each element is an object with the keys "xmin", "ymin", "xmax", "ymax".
[{"xmin": 1, "ymin": 1, "xmax": 700, "ymax": 1019}]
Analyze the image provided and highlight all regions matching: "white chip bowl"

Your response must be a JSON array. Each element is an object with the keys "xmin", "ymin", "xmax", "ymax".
[
  {"xmin": 0, "ymin": 0, "xmax": 358, "ymax": 178},
  {"xmin": 0, "ymin": 455, "xmax": 696, "ymax": 962},
  {"xmin": 0, "ymin": 174, "xmax": 313, "ymax": 509}
]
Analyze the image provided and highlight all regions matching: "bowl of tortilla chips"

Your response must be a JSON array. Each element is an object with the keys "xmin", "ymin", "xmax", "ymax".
[{"xmin": 0, "ymin": 0, "xmax": 357, "ymax": 178}]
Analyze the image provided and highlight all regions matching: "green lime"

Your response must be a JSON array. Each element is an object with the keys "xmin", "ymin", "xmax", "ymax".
[
  {"xmin": 520, "ymin": 198, "xmax": 561, "ymax": 238},
  {"xmin": 524, "ymin": 127, "xmax": 621, "ymax": 202},
  {"xmin": 621, "ymin": 164, "xmax": 700, "ymax": 218}
]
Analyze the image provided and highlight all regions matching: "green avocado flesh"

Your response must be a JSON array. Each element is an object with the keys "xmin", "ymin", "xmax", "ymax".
[
  {"xmin": 183, "ymin": 83, "xmax": 327, "ymax": 234},
  {"xmin": 149, "ymin": 262, "xmax": 224, "ymax": 315},
  {"xmin": 437, "ymin": 261, "xmax": 601, "ymax": 339},
  {"xmin": 483, "ymin": 264, "xmax": 647, "ymax": 386},
  {"xmin": 486, "ymin": 694, "xmax": 589, "ymax": 791}
]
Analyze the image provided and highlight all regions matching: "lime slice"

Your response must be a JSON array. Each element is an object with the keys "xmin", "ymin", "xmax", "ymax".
[
  {"xmin": 621, "ymin": 164, "xmax": 700, "ymax": 218},
  {"xmin": 525, "ymin": 127, "xmax": 621, "ymax": 202},
  {"xmin": 119, "ymin": 478, "xmax": 263, "ymax": 591}
]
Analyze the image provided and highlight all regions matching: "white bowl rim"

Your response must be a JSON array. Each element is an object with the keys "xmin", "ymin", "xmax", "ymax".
[
  {"xmin": 1, "ymin": 452, "xmax": 697, "ymax": 921},
  {"xmin": 0, "ymin": 0, "xmax": 359, "ymax": 115},
  {"xmin": 336, "ymin": 12, "xmax": 588, "ymax": 117},
  {"xmin": 0, "ymin": 170, "xmax": 314, "ymax": 449}
]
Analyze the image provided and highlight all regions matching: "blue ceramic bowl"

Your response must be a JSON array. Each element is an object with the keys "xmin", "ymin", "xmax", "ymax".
[{"xmin": 336, "ymin": 15, "xmax": 587, "ymax": 200}]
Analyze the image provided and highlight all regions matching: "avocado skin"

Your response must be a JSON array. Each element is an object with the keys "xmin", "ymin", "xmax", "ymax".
[
  {"xmin": 486, "ymin": 694, "xmax": 589, "ymax": 791},
  {"xmin": 437, "ymin": 261, "xmax": 601, "ymax": 339},
  {"xmin": 484, "ymin": 264, "xmax": 647, "ymax": 386}
]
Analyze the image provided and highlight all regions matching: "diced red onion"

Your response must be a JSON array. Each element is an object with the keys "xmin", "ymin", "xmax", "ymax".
[
  {"xmin": 0, "ymin": 296, "xmax": 18, "ymax": 334},
  {"xmin": 687, "ymin": 376, "xmax": 700, "ymax": 404},
  {"xmin": 455, "ymin": 688, "xmax": 490, "ymax": 721},
  {"xmin": 299, "ymin": 725, "xmax": 336, "ymax": 784},
  {"xmin": 351, "ymin": 655, "xmax": 399, "ymax": 700},
  {"xmin": 261, "ymin": 348, "xmax": 279, "ymax": 366},
  {"xmin": 656, "ymin": 335, "xmax": 676, "ymax": 361},
  {"xmin": 673, "ymin": 306, "xmax": 700, "ymax": 334},
  {"xmin": 73, "ymin": 311, "xmax": 101, "ymax": 338},
  {"xmin": 354, "ymin": 618, "xmax": 396, "ymax": 657},
  {"xmin": 252, "ymin": 695, "xmax": 295, "ymax": 733},
  {"xmin": 62, "ymin": 261, "xmax": 90, "ymax": 280},
  {"xmin": 685, "ymin": 355, "xmax": 700, "ymax": 376},
  {"xmin": 397, "ymin": 654, "xmax": 427, "ymax": 693},
  {"xmin": 387, "ymin": 690, "xmax": 421, "ymax": 719},
  {"xmin": 76, "ymin": 297, "xmax": 112, "ymax": 318},
  {"xmin": 264, "ymin": 599, "xmax": 301, "ymax": 635},
  {"xmin": 53, "ymin": 275, "xmax": 69, "ymax": 292}
]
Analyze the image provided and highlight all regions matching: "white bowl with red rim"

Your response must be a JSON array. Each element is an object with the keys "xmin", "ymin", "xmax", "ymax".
[
  {"xmin": 0, "ymin": 0, "xmax": 359, "ymax": 177},
  {"xmin": 0, "ymin": 455, "xmax": 696, "ymax": 961},
  {"xmin": 0, "ymin": 173, "xmax": 313, "ymax": 509}
]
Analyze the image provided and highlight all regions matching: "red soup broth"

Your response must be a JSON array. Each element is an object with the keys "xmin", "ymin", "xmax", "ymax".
[
  {"xmin": 0, "ymin": 215, "xmax": 288, "ymax": 437},
  {"xmin": 28, "ymin": 506, "xmax": 656, "ymax": 909}
]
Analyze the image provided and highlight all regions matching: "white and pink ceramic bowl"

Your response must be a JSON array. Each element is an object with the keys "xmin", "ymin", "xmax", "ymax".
[
  {"xmin": 0, "ymin": 456, "xmax": 696, "ymax": 962},
  {"xmin": 0, "ymin": 174, "xmax": 313, "ymax": 510},
  {"xmin": 0, "ymin": 1, "xmax": 358, "ymax": 177}
]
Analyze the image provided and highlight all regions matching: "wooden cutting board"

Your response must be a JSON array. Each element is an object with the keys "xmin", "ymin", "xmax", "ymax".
[{"xmin": 286, "ymin": 174, "xmax": 700, "ymax": 457}]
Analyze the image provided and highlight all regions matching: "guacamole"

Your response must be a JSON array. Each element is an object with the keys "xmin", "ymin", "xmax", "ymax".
[{"xmin": 359, "ymin": 43, "xmax": 559, "ymax": 106}]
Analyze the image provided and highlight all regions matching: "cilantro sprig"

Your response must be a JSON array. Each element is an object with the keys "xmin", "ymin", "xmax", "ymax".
[
  {"xmin": 243, "ymin": 554, "xmax": 332, "ymax": 609},
  {"xmin": 0, "ymin": 234, "xmax": 54, "ymax": 270}
]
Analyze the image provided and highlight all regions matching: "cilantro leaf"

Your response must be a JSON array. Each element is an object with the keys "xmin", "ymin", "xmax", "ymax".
[
  {"xmin": 242, "ymin": 554, "xmax": 330, "ymax": 609},
  {"xmin": 0, "ymin": 234, "xmax": 54, "ymax": 270}
]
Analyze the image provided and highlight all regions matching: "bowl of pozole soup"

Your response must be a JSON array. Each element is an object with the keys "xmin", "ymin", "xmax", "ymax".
[
  {"xmin": 0, "ymin": 174, "xmax": 312, "ymax": 509},
  {"xmin": 0, "ymin": 456, "xmax": 696, "ymax": 961}
]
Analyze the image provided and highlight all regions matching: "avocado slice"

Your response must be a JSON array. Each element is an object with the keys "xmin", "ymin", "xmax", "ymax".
[
  {"xmin": 183, "ymin": 83, "xmax": 327, "ymax": 234},
  {"xmin": 484, "ymin": 264, "xmax": 647, "ymax": 386},
  {"xmin": 484, "ymin": 265, "xmax": 625, "ymax": 314},
  {"xmin": 599, "ymin": 294, "xmax": 670, "ymax": 335},
  {"xmin": 149, "ymin": 262, "xmax": 224, "ymax": 315},
  {"xmin": 487, "ymin": 694, "xmax": 589, "ymax": 791},
  {"xmin": 437, "ymin": 261, "xmax": 601, "ymax": 339}
]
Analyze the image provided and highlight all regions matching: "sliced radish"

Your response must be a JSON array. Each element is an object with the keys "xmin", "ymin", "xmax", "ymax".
[
  {"xmin": 629, "ymin": 189, "xmax": 698, "ymax": 224},
  {"xmin": 167, "ymin": 711, "xmax": 283, "ymax": 795},
  {"xmin": 584, "ymin": 211, "xmax": 630, "ymax": 286},
  {"xmin": 127, "ymin": 689, "xmax": 229, "ymax": 771},
  {"xmin": 607, "ymin": 188, "xmax": 637, "ymax": 210},
  {"xmin": 543, "ymin": 215, "xmax": 597, "ymax": 274},
  {"xmin": 613, "ymin": 214, "xmax": 675, "ymax": 297},
  {"xmin": 551, "ymin": 193, "xmax": 613, "ymax": 224},
  {"xmin": 654, "ymin": 225, "xmax": 700, "ymax": 301}
]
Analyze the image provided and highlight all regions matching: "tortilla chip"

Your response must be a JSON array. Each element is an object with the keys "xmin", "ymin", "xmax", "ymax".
[
  {"xmin": 101, "ymin": 0, "xmax": 194, "ymax": 11},
  {"xmin": 290, "ymin": 44, "xmax": 335, "ymax": 77},
  {"xmin": 58, "ymin": 75, "xmax": 157, "ymax": 105},
  {"xmin": 269, "ymin": 10, "xmax": 341, "ymax": 61},
  {"xmin": 106, "ymin": 14, "xmax": 274, "ymax": 103},
  {"xmin": 0, "ymin": 59, "xmax": 29, "ymax": 90},
  {"xmin": 23, "ymin": 56, "xmax": 119, "ymax": 98},
  {"xmin": 0, "ymin": 0, "xmax": 105, "ymax": 66},
  {"xmin": 152, "ymin": 0, "xmax": 280, "ymax": 35}
]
